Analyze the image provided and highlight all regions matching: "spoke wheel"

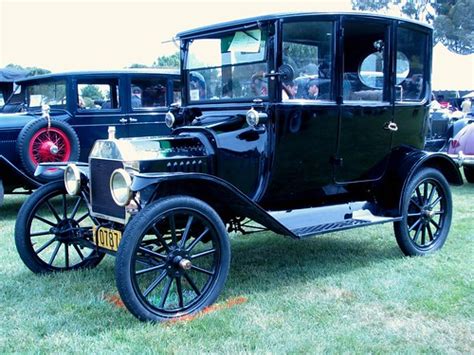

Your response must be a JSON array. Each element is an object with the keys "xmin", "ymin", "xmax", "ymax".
[
  {"xmin": 116, "ymin": 196, "xmax": 230, "ymax": 322},
  {"xmin": 29, "ymin": 127, "xmax": 71, "ymax": 165},
  {"xmin": 16, "ymin": 119, "xmax": 80, "ymax": 182},
  {"xmin": 394, "ymin": 168, "xmax": 452, "ymax": 256},
  {"xmin": 15, "ymin": 181, "xmax": 104, "ymax": 273}
]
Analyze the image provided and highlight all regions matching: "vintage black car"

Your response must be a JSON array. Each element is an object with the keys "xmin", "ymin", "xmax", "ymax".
[
  {"xmin": 15, "ymin": 13, "xmax": 462, "ymax": 322},
  {"xmin": 0, "ymin": 69, "xmax": 179, "ymax": 205}
]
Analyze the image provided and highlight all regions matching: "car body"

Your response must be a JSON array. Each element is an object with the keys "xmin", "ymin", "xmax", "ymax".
[
  {"xmin": 0, "ymin": 69, "xmax": 179, "ymax": 204},
  {"xmin": 424, "ymin": 108, "xmax": 472, "ymax": 152},
  {"xmin": 447, "ymin": 120, "xmax": 474, "ymax": 182},
  {"xmin": 15, "ymin": 13, "xmax": 462, "ymax": 322}
]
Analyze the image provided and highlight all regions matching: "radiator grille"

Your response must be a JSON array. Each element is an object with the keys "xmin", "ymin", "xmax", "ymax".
[{"xmin": 90, "ymin": 158, "xmax": 125, "ymax": 221}]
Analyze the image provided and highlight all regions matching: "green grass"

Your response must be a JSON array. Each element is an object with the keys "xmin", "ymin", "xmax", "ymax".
[{"xmin": 0, "ymin": 184, "xmax": 473, "ymax": 353}]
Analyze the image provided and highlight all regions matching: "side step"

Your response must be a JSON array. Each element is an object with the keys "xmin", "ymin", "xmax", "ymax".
[{"xmin": 269, "ymin": 202, "xmax": 401, "ymax": 239}]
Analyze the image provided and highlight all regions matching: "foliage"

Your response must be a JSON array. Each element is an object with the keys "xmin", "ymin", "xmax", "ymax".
[
  {"xmin": 5, "ymin": 63, "xmax": 51, "ymax": 77},
  {"xmin": 127, "ymin": 53, "xmax": 180, "ymax": 69},
  {"xmin": 0, "ymin": 181, "xmax": 472, "ymax": 352},
  {"xmin": 351, "ymin": 0, "xmax": 474, "ymax": 54},
  {"xmin": 128, "ymin": 63, "xmax": 151, "ymax": 69},
  {"xmin": 153, "ymin": 53, "xmax": 180, "ymax": 69},
  {"xmin": 80, "ymin": 85, "xmax": 104, "ymax": 108}
]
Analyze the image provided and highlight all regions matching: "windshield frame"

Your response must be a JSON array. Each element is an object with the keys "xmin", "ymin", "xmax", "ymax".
[{"xmin": 183, "ymin": 23, "xmax": 273, "ymax": 105}]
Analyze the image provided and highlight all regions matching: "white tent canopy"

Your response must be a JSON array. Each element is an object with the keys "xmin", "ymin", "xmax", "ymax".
[{"xmin": 432, "ymin": 43, "xmax": 474, "ymax": 91}]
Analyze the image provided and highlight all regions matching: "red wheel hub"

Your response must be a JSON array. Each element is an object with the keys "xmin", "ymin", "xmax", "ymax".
[{"xmin": 28, "ymin": 127, "xmax": 72, "ymax": 165}]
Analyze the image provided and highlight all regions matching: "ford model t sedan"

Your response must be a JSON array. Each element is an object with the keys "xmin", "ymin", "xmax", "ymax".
[
  {"xmin": 0, "ymin": 69, "xmax": 179, "ymax": 205},
  {"xmin": 15, "ymin": 13, "xmax": 462, "ymax": 322}
]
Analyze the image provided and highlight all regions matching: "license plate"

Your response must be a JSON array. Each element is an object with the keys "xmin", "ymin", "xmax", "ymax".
[{"xmin": 94, "ymin": 227, "xmax": 122, "ymax": 251}]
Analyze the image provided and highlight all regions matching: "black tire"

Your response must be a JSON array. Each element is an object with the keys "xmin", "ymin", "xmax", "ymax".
[
  {"xmin": 464, "ymin": 166, "xmax": 474, "ymax": 183},
  {"xmin": 0, "ymin": 179, "xmax": 3, "ymax": 207},
  {"xmin": 15, "ymin": 180, "xmax": 104, "ymax": 273},
  {"xmin": 394, "ymin": 168, "xmax": 452, "ymax": 256},
  {"xmin": 115, "ymin": 196, "xmax": 231, "ymax": 322},
  {"xmin": 16, "ymin": 119, "xmax": 80, "ymax": 183}
]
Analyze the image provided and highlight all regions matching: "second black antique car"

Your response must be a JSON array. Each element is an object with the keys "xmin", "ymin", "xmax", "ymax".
[
  {"xmin": 0, "ymin": 69, "xmax": 179, "ymax": 205},
  {"xmin": 15, "ymin": 13, "xmax": 462, "ymax": 322}
]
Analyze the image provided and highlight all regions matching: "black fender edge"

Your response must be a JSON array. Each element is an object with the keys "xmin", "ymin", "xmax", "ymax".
[
  {"xmin": 131, "ymin": 172, "xmax": 294, "ymax": 237},
  {"xmin": 375, "ymin": 146, "xmax": 463, "ymax": 215}
]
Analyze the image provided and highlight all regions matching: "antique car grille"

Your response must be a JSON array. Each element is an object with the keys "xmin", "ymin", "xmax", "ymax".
[{"xmin": 90, "ymin": 158, "xmax": 126, "ymax": 221}]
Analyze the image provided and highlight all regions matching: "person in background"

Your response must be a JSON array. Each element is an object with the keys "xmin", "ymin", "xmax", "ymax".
[
  {"xmin": 131, "ymin": 86, "xmax": 142, "ymax": 108},
  {"xmin": 461, "ymin": 97, "xmax": 472, "ymax": 114},
  {"xmin": 305, "ymin": 79, "xmax": 319, "ymax": 100},
  {"xmin": 282, "ymin": 80, "xmax": 298, "ymax": 100}
]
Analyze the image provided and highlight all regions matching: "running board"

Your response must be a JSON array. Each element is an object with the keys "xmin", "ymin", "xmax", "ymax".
[{"xmin": 269, "ymin": 202, "xmax": 401, "ymax": 239}]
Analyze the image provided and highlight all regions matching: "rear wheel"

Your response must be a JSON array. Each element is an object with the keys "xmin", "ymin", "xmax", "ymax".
[
  {"xmin": 115, "ymin": 196, "xmax": 230, "ymax": 322},
  {"xmin": 15, "ymin": 181, "xmax": 104, "ymax": 273},
  {"xmin": 464, "ymin": 166, "xmax": 474, "ymax": 183},
  {"xmin": 394, "ymin": 168, "xmax": 452, "ymax": 256}
]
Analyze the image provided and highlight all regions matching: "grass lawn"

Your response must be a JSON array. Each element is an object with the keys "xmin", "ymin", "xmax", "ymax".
[{"xmin": 0, "ymin": 182, "xmax": 472, "ymax": 353}]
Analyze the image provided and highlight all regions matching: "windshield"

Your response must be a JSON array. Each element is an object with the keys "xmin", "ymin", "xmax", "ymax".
[
  {"xmin": 185, "ymin": 27, "xmax": 269, "ymax": 102},
  {"xmin": 6, "ymin": 80, "xmax": 67, "ymax": 110}
]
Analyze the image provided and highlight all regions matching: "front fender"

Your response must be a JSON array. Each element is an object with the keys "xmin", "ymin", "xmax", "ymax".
[
  {"xmin": 375, "ymin": 146, "xmax": 462, "ymax": 214},
  {"xmin": 0, "ymin": 155, "xmax": 41, "ymax": 191},
  {"xmin": 34, "ymin": 162, "xmax": 89, "ymax": 178},
  {"xmin": 131, "ymin": 172, "xmax": 293, "ymax": 237}
]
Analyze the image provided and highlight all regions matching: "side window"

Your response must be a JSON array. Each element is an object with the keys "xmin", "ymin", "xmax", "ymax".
[
  {"xmin": 282, "ymin": 21, "xmax": 334, "ymax": 101},
  {"xmin": 173, "ymin": 80, "xmax": 181, "ymax": 105},
  {"xmin": 396, "ymin": 27, "xmax": 427, "ymax": 102},
  {"xmin": 130, "ymin": 78, "xmax": 167, "ymax": 109},
  {"xmin": 77, "ymin": 80, "xmax": 120, "ymax": 110},
  {"xmin": 0, "ymin": 92, "xmax": 4, "ymax": 107},
  {"xmin": 343, "ymin": 21, "xmax": 388, "ymax": 103}
]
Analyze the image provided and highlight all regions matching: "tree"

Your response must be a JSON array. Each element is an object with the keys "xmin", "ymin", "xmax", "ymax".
[
  {"xmin": 351, "ymin": 0, "xmax": 474, "ymax": 54},
  {"xmin": 80, "ymin": 85, "xmax": 103, "ymax": 101},
  {"xmin": 128, "ymin": 63, "xmax": 150, "ymax": 68},
  {"xmin": 153, "ymin": 53, "xmax": 180, "ymax": 69},
  {"xmin": 6, "ymin": 63, "xmax": 51, "ymax": 77}
]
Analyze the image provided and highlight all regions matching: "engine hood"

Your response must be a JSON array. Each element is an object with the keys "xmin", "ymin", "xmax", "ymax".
[
  {"xmin": 89, "ymin": 134, "xmax": 210, "ymax": 162},
  {"xmin": 0, "ymin": 112, "xmax": 38, "ymax": 130}
]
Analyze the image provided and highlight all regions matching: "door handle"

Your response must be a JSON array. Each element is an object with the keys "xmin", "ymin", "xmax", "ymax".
[
  {"xmin": 129, "ymin": 117, "xmax": 138, "ymax": 122},
  {"xmin": 119, "ymin": 118, "xmax": 127, "ymax": 123},
  {"xmin": 383, "ymin": 121, "xmax": 398, "ymax": 131}
]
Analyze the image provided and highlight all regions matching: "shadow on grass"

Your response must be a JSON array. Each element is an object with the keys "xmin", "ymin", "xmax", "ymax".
[
  {"xmin": 5, "ymin": 225, "xmax": 402, "ymax": 333},
  {"xmin": 0, "ymin": 193, "xmax": 28, "ymax": 220}
]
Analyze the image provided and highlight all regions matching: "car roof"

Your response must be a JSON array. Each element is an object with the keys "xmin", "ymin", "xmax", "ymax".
[
  {"xmin": 177, "ymin": 11, "xmax": 432, "ymax": 39},
  {"xmin": 16, "ymin": 68, "xmax": 180, "ymax": 83}
]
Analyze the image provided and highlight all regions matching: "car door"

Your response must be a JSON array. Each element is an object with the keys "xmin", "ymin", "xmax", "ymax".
[
  {"xmin": 265, "ymin": 18, "xmax": 339, "ymax": 203},
  {"xmin": 69, "ymin": 75, "xmax": 128, "ymax": 161},
  {"xmin": 391, "ymin": 23, "xmax": 431, "ymax": 151},
  {"xmin": 125, "ymin": 74, "xmax": 172, "ymax": 137},
  {"xmin": 335, "ymin": 18, "xmax": 394, "ymax": 183}
]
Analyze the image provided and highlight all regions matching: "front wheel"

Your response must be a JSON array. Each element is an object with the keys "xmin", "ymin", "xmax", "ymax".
[
  {"xmin": 394, "ymin": 168, "xmax": 452, "ymax": 256},
  {"xmin": 15, "ymin": 181, "xmax": 104, "ymax": 273},
  {"xmin": 115, "ymin": 196, "xmax": 231, "ymax": 322}
]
